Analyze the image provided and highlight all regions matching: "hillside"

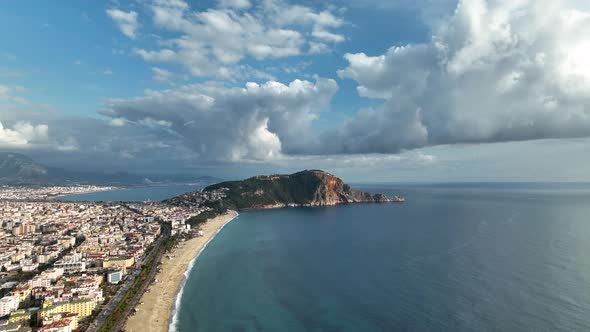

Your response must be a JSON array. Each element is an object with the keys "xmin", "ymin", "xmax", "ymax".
[
  {"xmin": 201, "ymin": 170, "xmax": 402, "ymax": 210},
  {"xmin": 0, "ymin": 152, "xmax": 52, "ymax": 184}
]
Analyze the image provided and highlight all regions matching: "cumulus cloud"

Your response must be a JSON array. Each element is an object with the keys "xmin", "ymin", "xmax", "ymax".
[
  {"xmin": 106, "ymin": 8, "xmax": 139, "ymax": 39},
  {"xmin": 1, "ymin": 105, "xmax": 196, "ymax": 173},
  {"xmin": 151, "ymin": 67, "xmax": 176, "ymax": 84},
  {"xmin": 109, "ymin": 118, "xmax": 126, "ymax": 127},
  {"xmin": 328, "ymin": 0, "xmax": 590, "ymax": 154},
  {"xmin": 0, "ymin": 111, "xmax": 78, "ymax": 152},
  {"xmin": 134, "ymin": 0, "xmax": 344, "ymax": 78},
  {"xmin": 0, "ymin": 121, "xmax": 49, "ymax": 147},
  {"xmin": 10, "ymin": 0, "xmax": 590, "ymax": 176},
  {"xmin": 100, "ymin": 78, "xmax": 338, "ymax": 161}
]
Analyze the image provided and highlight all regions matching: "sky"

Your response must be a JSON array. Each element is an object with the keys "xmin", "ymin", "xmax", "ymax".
[{"xmin": 1, "ymin": 0, "xmax": 590, "ymax": 182}]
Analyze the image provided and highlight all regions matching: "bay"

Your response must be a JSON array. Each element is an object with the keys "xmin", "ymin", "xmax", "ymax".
[{"xmin": 57, "ymin": 184, "xmax": 199, "ymax": 202}]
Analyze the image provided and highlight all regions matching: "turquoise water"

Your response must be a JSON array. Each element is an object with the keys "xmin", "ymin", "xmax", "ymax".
[
  {"xmin": 57, "ymin": 184, "xmax": 199, "ymax": 202},
  {"xmin": 175, "ymin": 184, "xmax": 590, "ymax": 331}
]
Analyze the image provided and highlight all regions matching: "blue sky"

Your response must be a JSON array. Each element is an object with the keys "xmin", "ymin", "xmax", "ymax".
[
  {"xmin": 1, "ymin": 0, "xmax": 430, "ymax": 119},
  {"xmin": 1, "ymin": 0, "xmax": 590, "ymax": 181}
]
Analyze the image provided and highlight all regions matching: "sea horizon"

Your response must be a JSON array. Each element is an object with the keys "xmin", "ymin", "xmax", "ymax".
[{"xmin": 56, "ymin": 181, "xmax": 590, "ymax": 203}]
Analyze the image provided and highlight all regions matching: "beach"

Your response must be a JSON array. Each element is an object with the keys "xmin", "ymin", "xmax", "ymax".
[{"xmin": 124, "ymin": 210, "xmax": 239, "ymax": 332}]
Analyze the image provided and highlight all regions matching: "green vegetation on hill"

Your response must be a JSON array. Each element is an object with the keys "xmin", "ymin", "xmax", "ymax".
[
  {"xmin": 185, "ymin": 199, "xmax": 236, "ymax": 226},
  {"xmin": 202, "ymin": 170, "xmax": 382, "ymax": 210},
  {"xmin": 205, "ymin": 171, "xmax": 325, "ymax": 209}
]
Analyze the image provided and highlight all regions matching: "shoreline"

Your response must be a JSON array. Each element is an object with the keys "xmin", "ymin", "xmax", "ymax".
[
  {"xmin": 239, "ymin": 199, "xmax": 405, "ymax": 211},
  {"xmin": 124, "ymin": 210, "xmax": 239, "ymax": 332},
  {"xmin": 50, "ymin": 186, "xmax": 121, "ymax": 201}
]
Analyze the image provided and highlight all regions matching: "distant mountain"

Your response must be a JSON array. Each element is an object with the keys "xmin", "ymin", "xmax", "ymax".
[
  {"xmin": 0, "ymin": 152, "xmax": 221, "ymax": 186},
  {"xmin": 167, "ymin": 170, "xmax": 402, "ymax": 211},
  {"xmin": 0, "ymin": 152, "xmax": 52, "ymax": 183}
]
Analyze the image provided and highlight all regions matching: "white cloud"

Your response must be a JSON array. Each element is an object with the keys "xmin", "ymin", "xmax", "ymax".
[
  {"xmin": 138, "ymin": 117, "xmax": 173, "ymax": 128},
  {"xmin": 308, "ymin": 41, "xmax": 331, "ymax": 54},
  {"xmin": 312, "ymin": 29, "xmax": 345, "ymax": 43},
  {"xmin": 100, "ymin": 78, "xmax": 338, "ymax": 161},
  {"xmin": 106, "ymin": 8, "xmax": 139, "ymax": 39},
  {"xmin": 330, "ymin": 0, "xmax": 590, "ymax": 154},
  {"xmin": 109, "ymin": 118, "xmax": 126, "ymax": 127},
  {"xmin": 0, "ymin": 121, "xmax": 49, "ymax": 147},
  {"xmin": 151, "ymin": 67, "xmax": 176, "ymax": 84},
  {"xmin": 414, "ymin": 151, "xmax": 436, "ymax": 163},
  {"xmin": 56, "ymin": 137, "xmax": 80, "ymax": 152},
  {"xmin": 133, "ymin": 0, "xmax": 345, "ymax": 79}
]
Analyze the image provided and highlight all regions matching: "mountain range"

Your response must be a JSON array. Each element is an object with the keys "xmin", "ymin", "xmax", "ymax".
[{"xmin": 0, "ymin": 152, "xmax": 221, "ymax": 185}]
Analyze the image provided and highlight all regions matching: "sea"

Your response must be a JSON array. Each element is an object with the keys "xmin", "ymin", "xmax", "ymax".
[{"xmin": 62, "ymin": 183, "xmax": 590, "ymax": 331}]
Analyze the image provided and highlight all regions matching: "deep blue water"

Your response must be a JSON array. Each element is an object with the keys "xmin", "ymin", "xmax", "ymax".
[
  {"xmin": 57, "ymin": 184, "xmax": 199, "ymax": 202},
  {"xmin": 175, "ymin": 183, "xmax": 590, "ymax": 332}
]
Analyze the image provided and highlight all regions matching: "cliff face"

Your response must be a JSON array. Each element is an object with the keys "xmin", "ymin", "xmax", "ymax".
[{"xmin": 203, "ymin": 170, "xmax": 401, "ymax": 210}]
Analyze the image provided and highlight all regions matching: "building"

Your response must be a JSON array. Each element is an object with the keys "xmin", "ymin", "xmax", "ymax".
[
  {"xmin": 56, "ymin": 237, "xmax": 76, "ymax": 250},
  {"xmin": 9, "ymin": 287, "xmax": 30, "ymax": 304},
  {"xmin": 28, "ymin": 277, "xmax": 50, "ymax": 289},
  {"xmin": 38, "ymin": 319, "xmax": 73, "ymax": 332},
  {"xmin": 102, "ymin": 256, "xmax": 134, "ymax": 274},
  {"xmin": 39, "ymin": 299, "xmax": 95, "ymax": 319},
  {"xmin": 0, "ymin": 296, "xmax": 19, "ymax": 317},
  {"xmin": 0, "ymin": 282, "xmax": 17, "ymax": 291},
  {"xmin": 36, "ymin": 254, "xmax": 51, "ymax": 265},
  {"xmin": 8, "ymin": 309, "xmax": 30, "ymax": 325},
  {"xmin": 0, "ymin": 323, "xmax": 32, "ymax": 332},
  {"xmin": 43, "ymin": 269, "xmax": 64, "ymax": 282},
  {"xmin": 41, "ymin": 313, "xmax": 79, "ymax": 331},
  {"xmin": 53, "ymin": 261, "xmax": 86, "ymax": 274},
  {"xmin": 20, "ymin": 262, "xmax": 38, "ymax": 273},
  {"xmin": 106, "ymin": 270, "xmax": 122, "ymax": 284},
  {"xmin": 11, "ymin": 224, "xmax": 35, "ymax": 236}
]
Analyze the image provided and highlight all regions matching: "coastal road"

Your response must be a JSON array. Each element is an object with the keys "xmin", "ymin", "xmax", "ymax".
[
  {"xmin": 110, "ymin": 242, "xmax": 166, "ymax": 332},
  {"xmin": 87, "ymin": 219, "xmax": 172, "ymax": 332},
  {"xmin": 87, "ymin": 235, "xmax": 167, "ymax": 332},
  {"xmin": 86, "ymin": 267, "xmax": 141, "ymax": 332}
]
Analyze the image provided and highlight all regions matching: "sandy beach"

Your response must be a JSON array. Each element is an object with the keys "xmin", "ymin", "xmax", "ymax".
[{"xmin": 124, "ymin": 210, "xmax": 239, "ymax": 332}]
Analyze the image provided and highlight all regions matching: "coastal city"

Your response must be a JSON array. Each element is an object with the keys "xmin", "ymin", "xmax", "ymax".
[
  {"xmin": 3, "ymin": 0, "xmax": 590, "ymax": 330},
  {"xmin": 0, "ymin": 185, "xmax": 226, "ymax": 332},
  {"xmin": 0, "ymin": 186, "xmax": 118, "ymax": 201}
]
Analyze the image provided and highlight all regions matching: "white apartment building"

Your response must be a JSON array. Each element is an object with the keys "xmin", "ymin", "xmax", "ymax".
[
  {"xmin": 53, "ymin": 261, "xmax": 86, "ymax": 274},
  {"xmin": 0, "ymin": 295, "xmax": 19, "ymax": 317}
]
